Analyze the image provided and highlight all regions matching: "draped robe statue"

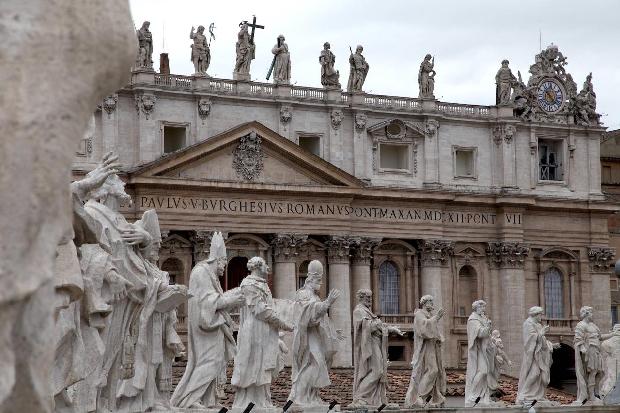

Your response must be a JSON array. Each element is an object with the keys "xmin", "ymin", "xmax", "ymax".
[
  {"xmin": 171, "ymin": 232, "xmax": 244, "ymax": 409},
  {"xmin": 418, "ymin": 54, "xmax": 436, "ymax": 99},
  {"xmin": 517, "ymin": 307, "xmax": 558, "ymax": 406},
  {"xmin": 319, "ymin": 42, "xmax": 340, "ymax": 88},
  {"xmin": 350, "ymin": 289, "xmax": 403, "ymax": 408},
  {"xmin": 601, "ymin": 324, "xmax": 620, "ymax": 398},
  {"xmin": 488, "ymin": 330, "xmax": 511, "ymax": 395},
  {"xmin": 271, "ymin": 35, "xmax": 291, "ymax": 85},
  {"xmin": 234, "ymin": 22, "xmax": 254, "ymax": 78},
  {"xmin": 135, "ymin": 21, "xmax": 153, "ymax": 69},
  {"xmin": 347, "ymin": 45, "xmax": 369, "ymax": 92},
  {"xmin": 574, "ymin": 306, "xmax": 605, "ymax": 405},
  {"xmin": 465, "ymin": 300, "xmax": 498, "ymax": 407},
  {"xmin": 495, "ymin": 59, "xmax": 516, "ymax": 105},
  {"xmin": 190, "ymin": 25, "xmax": 210, "ymax": 75},
  {"xmin": 405, "ymin": 295, "xmax": 446, "ymax": 408},
  {"xmin": 231, "ymin": 257, "xmax": 293, "ymax": 409},
  {"xmin": 288, "ymin": 260, "xmax": 341, "ymax": 407}
]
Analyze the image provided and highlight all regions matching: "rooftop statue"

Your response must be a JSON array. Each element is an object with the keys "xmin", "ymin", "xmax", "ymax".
[
  {"xmin": 269, "ymin": 35, "xmax": 291, "ymax": 85},
  {"xmin": 418, "ymin": 54, "xmax": 436, "ymax": 99},
  {"xmin": 190, "ymin": 25, "xmax": 211, "ymax": 76},
  {"xmin": 320, "ymin": 42, "xmax": 341, "ymax": 89},
  {"xmin": 347, "ymin": 45, "xmax": 369, "ymax": 93},
  {"xmin": 234, "ymin": 22, "xmax": 254, "ymax": 80},
  {"xmin": 495, "ymin": 59, "xmax": 517, "ymax": 106},
  {"xmin": 135, "ymin": 21, "xmax": 153, "ymax": 70}
]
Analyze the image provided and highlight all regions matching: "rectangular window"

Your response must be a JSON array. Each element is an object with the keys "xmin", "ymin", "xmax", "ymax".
[
  {"xmin": 379, "ymin": 144, "xmax": 408, "ymax": 170},
  {"xmin": 612, "ymin": 306, "xmax": 619, "ymax": 326},
  {"xmin": 387, "ymin": 345, "xmax": 405, "ymax": 361},
  {"xmin": 163, "ymin": 125, "xmax": 187, "ymax": 154},
  {"xmin": 611, "ymin": 277, "xmax": 619, "ymax": 291},
  {"xmin": 298, "ymin": 135, "xmax": 321, "ymax": 156},
  {"xmin": 454, "ymin": 148, "xmax": 476, "ymax": 178},
  {"xmin": 603, "ymin": 165, "xmax": 612, "ymax": 184},
  {"xmin": 538, "ymin": 139, "xmax": 563, "ymax": 181}
]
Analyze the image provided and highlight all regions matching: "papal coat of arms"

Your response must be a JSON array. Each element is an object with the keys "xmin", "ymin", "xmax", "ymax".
[{"xmin": 232, "ymin": 131, "xmax": 264, "ymax": 181}]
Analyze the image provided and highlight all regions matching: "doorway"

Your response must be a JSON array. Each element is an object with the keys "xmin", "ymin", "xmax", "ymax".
[{"xmin": 226, "ymin": 256, "xmax": 249, "ymax": 290}]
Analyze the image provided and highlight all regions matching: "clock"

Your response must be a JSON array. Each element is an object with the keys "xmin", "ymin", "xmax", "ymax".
[{"xmin": 537, "ymin": 79, "xmax": 565, "ymax": 113}]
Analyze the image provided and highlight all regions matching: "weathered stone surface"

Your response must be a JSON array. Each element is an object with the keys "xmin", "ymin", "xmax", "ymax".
[{"xmin": 0, "ymin": 1, "xmax": 135, "ymax": 411}]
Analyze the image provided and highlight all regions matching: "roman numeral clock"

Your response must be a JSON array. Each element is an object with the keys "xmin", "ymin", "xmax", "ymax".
[{"xmin": 536, "ymin": 79, "xmax": 565, "ymax": 113}]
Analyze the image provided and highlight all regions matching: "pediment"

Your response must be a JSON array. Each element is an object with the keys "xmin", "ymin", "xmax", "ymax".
[
  {"xmin": 367, "ymin": 118, "xmax": 426, "ymax": 140},
  {"xmin": 454, "ymin": 245, "xmax": 485, "ymax": 257},
  {"xmin": 129, "ymin": 122, "xmax": 363, "ymax": 188}
]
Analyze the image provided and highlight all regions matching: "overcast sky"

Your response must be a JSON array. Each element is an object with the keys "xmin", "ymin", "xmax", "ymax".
[{"xmin": 129, "ymin": 0, "xmax": 620, "ymax": 130}]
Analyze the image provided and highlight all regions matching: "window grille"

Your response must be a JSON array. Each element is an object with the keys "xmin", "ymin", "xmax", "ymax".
[
  {"xmin": 544, "ymin": 268, "xmax": 564, "ymax": 318},
  {"xmin": 379, "ymin": 261, "xmax": 400, "ymax": 314}
]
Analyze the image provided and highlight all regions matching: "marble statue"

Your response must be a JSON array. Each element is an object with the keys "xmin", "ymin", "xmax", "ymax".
[
  {"xmin": 234, "ymin": 22, "xmax": 255, "ymax": 79},
  {"xmin": 190, "ymin": 25, "xmax": 210, "ymax": 75},
  {"xmin": 350, "ymin": 289, "xmax": 404, "ymax": 409},
  {"xmin": 231, "ymin": 257, "xmax": 293, "ymax": 409},
  {"xmin": 465, "ymin": 300, "xmax": 499, "ymax": 407},
  {"xmin": 418, "ymin": 54, "xmax": 436, "ymax": 99},
  {"xmin": 574, "ymin": 306, "xmax": 605, "ymax": 405},
  {"xmin": 601, "ymin": 324, "xmax": 620, "ymax": 397},
  {"xmin": 288, "ymin": 260, "xmax": 342, "ymax": 408},
  {"xmin": 347, "ymin": 45, "xmax": 369, "ymax": 93},
  {"xmin": 571, "ymin": 72, "xmax": 600, "ymax": 126},
  {"xmin": 495, "ymin": 59, "xmax": 516, "ymax": 105},
  {"xmin": 171, "ymin": 232, "xmax": 245, "ymax": 409},
  {"xmin": 404, "ymin": 295, "xmax": 446, "ymax": 408},
  {"xmin": 79, "ymin": 170, "xmax": 187, "ymax": 412},
  {"xmin": 271, "ymin": 35, "xmax": 291, "ymax": 85},
  {"xmin": 320, "ymin": 42, "xmax": 340, "ymax": 89},
  {"xmin": 135, "ymin": 21, "xmax": 153, "ymax": 69},
  {"xmin": 516, "ymin": 306, "xmax": 559, "ymax": 406},
  {"xmin": 489, "ymin": 329, "xmax": 512, "ymax": 395},
  {"xmin": 0, "ymin": 2, "xmax": 134, "ymax": 411}
]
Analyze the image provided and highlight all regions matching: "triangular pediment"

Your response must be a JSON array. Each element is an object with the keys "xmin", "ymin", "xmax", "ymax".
[{"xmin": 129, "ymin": 122, "xmax": 363, "ymax": 188}]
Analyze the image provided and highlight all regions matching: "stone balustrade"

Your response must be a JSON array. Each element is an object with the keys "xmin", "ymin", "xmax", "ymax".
[{"xmin": 131, "ymin": 71, "xmax": 497, "ymax": 121}]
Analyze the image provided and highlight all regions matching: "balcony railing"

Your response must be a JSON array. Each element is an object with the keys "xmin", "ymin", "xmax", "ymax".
[
  {"xmin": 543, "ymin": 318, "xmax": 576, "ymax": 331},
  {"xmin": 380, "ymin": 314, "xmax": 414, "ymax": 324}
]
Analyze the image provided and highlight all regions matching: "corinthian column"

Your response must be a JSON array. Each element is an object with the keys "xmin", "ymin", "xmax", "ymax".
[
  {"xmin": 326, "ymin": 235, "xmax": 353, "ymax": 367},
  {"xmin": 420, "ymin": 239, "xmax": 454, "ymax": 306},
  {"xmin": 486, "ymin": 241, "xmax": 530, "ymax": 376},
  {"xmin": 587, "ymin": 246, "xmax": 615, "ymax": 330},
  {"xmin": 351, "ymin": 237, "xmax": 381, "ymax": 295},
  {"xmin": 271, "ymin": 234, "xmax": 307, "ymax": 300}
]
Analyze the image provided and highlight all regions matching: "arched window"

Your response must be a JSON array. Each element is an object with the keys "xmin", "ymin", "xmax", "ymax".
[
  {"xmin": 379, "ymin": 261, "xmax": 399, "ymax": 314},
  {"xmin": 298, "ymin": 260, "xmax": 310, "ymax": 289},
  {"xmin": 226, "ymin": 256, "xmax": 248, "ymax": 291},
  {"xmin": 161, "ymin": 257, "xmax": 184, "ymax": 285},
  {"xmin": 544, "ymin": 267, "xmax": 564, "ymax": 318},
  {"xmin": 457, "ymin": 265, "xmax": 477, "ymax": 316}
]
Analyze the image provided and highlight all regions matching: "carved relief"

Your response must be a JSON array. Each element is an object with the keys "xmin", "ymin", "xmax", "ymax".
[
  {"xmin": 271, "ymin": 233, "xmax": 308, "ymax": 262},
  {"xmin": 587, "ymin": 247, "xmax": 615, "ymax": 273},
  {"xmin": 135, "ymin": 93, "xmax": 156, "ymax": 119},
  {"xmin": 486, "ymin": 241, "xmax": 530, "ymax": 268},
  {"xmin": 425, "ymin": 119, "xmax": 439, "ymax": 138},
  {"xmin": 492, "ymin": 123, "xmax": 517, "ymax": 145},
  {"xmin": 326, "ymin": 235, "xmax": 353, "ymax": 263},
  {"xmin": 421, "ymin": 239, "xmax": 454, "ymax": 267},
  {"xmin": 331, "ymin": 109, "xmax": 343, "ymax": 130},
  {"xmin": 355, "ymin": 113, "xmax": 367, "ymax": 132},
  {"xmin": 232, "ymin": 131, "xmax": 265, "ymax": 181},
  {"xmin": 197, "ymin": 97, "xmax": 211, "ymax": 121},
  {"xmin": 280, "ymin": 105, "xmax": 292, "ymax": 124},
  {"xmin": 102, "ymin": 94, "xmax": 118, "ymax": 118}
]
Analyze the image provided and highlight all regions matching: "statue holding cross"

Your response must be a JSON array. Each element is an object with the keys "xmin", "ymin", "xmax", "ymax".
[{"xmin": 234, "ymin": 15, "xmax": 264, "ymax": 81}]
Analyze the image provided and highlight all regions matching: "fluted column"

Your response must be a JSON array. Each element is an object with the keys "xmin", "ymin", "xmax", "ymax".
[
  {"xmin": 271, "ymin": 234, "xmax": 307, "ymax": 300},
  {"xmin": 326, "ymin": 235, "xmax": 353, "ymax": 367},
  {"xmin": 486, "ymin": 241, "xmax": 530, "ymax": 376}
]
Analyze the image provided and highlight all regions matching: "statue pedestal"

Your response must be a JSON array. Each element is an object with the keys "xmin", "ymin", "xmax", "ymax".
[
  {"xmin": 131, "ymin": 69, "xmax": 155, "ymax": 85},
  {"xmin": 276, "ymin": 84, "xmax": 292, "ymax": 98},
  {"xmin": 497, "ymin": 105, "xmax": 514, "ymax": 118},
  {"xmin": 192, "ymin": 75, "xmax": 211, "ymax": 90},
  {"xmin": 237, "ymin": 81, "xmax": 251, "ymax": 94},
  {"xmin": 420, "ymin": 98, "xmax": 436, "ymax": 112},
  {"xmin": 234, "ymin": 72, "xmax": 251, "ymax": 81},
  {"xmin": 325, "ymin": 88, "xmax": 342, "ymax": 103},
  {"xmin": 350, "ymin": 92, "xmax": 365, "ymax": 106}
]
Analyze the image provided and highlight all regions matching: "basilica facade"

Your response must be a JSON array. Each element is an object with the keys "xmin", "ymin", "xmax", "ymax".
[{"xmin": 73, "ymin": 45, "xmax": 615, "ymax": 382}]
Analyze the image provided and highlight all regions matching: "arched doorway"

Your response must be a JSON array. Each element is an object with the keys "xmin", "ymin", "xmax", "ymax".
[
  {"xmin": 550, "ymin": 343, "xmax": 576, "ymax": 394},
  {"xmin": 226, "ymin": 256, "xmax": 249, "ymax": 291}
]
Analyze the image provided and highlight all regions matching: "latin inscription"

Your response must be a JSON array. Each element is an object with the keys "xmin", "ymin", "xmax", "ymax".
[{"xmin": 137, "ymin": 196, "xmax": 522, "ymax": 227}]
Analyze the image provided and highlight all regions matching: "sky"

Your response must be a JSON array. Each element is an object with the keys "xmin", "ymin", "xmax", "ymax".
[{"xmin": 129, "ymin": 0, "xmax": 620, "ymax": 130}]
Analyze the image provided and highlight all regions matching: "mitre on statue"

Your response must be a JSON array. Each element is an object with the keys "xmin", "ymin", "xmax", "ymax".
[
  {"xmin": 139, "ymin": 209, "xmax": 162, "ymax": 243},
  {"xmin": 207, "ymin": 231, "xmax": 227, "ymax": 263}
]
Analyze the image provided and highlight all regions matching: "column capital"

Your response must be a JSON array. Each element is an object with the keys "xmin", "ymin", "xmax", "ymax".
[
  {"xmin": 587, "ymin": 246, "xmax": 615, "ymax": 273},
  {"xmin": 350, "ymin": 237, "xmax": 382, "ymax": 265},
  {"xmin": 486, "ymin": 241, "xmax": 530, "ymax": 268},
  {"xmin": 190, "ymin": 230, "xmax": 228, "ymax": 261},
  {"xmin": 326, "ymin": 235, "xmax": 354, "ymax": 264},
  {"xmin": 421, "ymin": 239, "xmax": 454, "ymax": 267},
  {"xmin": 271, "ymin": 233, "xmax": 308, "ymax": 262}
]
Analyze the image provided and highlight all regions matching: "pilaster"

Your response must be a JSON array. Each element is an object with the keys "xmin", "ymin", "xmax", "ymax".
[
  {"xmin": 423, "ymin": 119, "xmax": 440, "ymax": 186},
  {"xmin": 350, "ymin": 237, "xmax": 381, "ymax": 304},
  {"xmin": 587, "ymin": 247, "xmax": 615, "ymax": 330}
]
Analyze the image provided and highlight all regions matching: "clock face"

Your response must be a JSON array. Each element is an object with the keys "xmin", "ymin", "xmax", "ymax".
[{"xmin": 537, "ymin": 79, "xmax": 564, "ymax": 113}]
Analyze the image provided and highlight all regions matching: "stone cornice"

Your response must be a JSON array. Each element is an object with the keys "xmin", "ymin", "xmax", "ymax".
[
  {"xmin": 421, "ymin": 240, "xmax": 454, "ymax": 267},
  {"xmin": 486, "ymin": 241, "xmax": 530, "ymax": 268},
  {"xmin": 587, "ymin": 246, "xmax": 615, "ymax": 273},
  {"xmin": 271, "ymin": 234, "xmax": 308, "ymax": 262}
]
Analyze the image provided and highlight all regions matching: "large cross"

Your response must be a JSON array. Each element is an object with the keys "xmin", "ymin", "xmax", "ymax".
[{"xmin": 244, "ymin": 15, "xmax": 264, "ymax": 45}]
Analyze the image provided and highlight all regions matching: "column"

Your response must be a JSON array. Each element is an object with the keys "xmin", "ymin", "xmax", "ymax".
[
  {"xmin": 326, "ymin": 235, "xmax": 353, "ymax": 367},
  {"xmin": 271, "ymin": 234, "xmax": 307, "ymax": 300},
  {"xmin": 351, "ymin": 238, "xmax": 381, "ymax": 314},
  {"xmin": 135, "ymin": 92, "xmax": 159, "ymax": 163},
  {"xmin": 486, "ymin": 241, "xmax": 530, "ymax": 376},
  {"xmin": 587, "ymin": 247, "xmax": 615, "ymax": 330},
  {"xmin": 419, "ymin": 240, "xmax": 454, "ymax": 306}
]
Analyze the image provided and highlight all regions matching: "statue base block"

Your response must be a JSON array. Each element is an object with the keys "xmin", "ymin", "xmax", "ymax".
[{"xmin": 233, "ymin": 72, "xmax": 251, "ymax": 81}]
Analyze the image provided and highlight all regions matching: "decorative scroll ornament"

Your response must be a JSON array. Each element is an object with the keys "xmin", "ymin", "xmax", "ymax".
[
  {"xmin": 197, "ymin": 97, "xmax": 212, "ymax": 121},
  {"xmin": 486, "ymin": 241, "xmax": 530, "ymax": 268},
  {"xmin": 102, "ymin": 94, "xmax": 118, "ymax": 118},
  {"xmin": 492, "ymin": 124, "xmax": 517, "ymax": 145},
  {"xmin": 331, "ymin": 109, "xmax": 343, "ymax": 130},
  {"xmin": 587, "ymin": 247, "xmax": 615, "ymax": 273},
  {"xmin": 232, "ymin": 131, "xmax": 265, "ymax": 181},
  {"xmin": 135, "ymin": 93, "xmax": 156, "ymax": 119},
  {"xmin": 280, "ymin": 105, "xmax": 292, "ymax": 124}
]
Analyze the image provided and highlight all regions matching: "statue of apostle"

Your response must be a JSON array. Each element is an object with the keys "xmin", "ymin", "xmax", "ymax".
[
  {"xmin": 234, "ymin": 22, "xmax": 255, "ymax": 80},
  {"xmin": 171, "ymin": 232, "xmax": 245, "ymax": 409},
  {"xmin": 319, "ymin": 42, "xmax": 340, "ymax": 89},
  {"xmin": 271, "ymin": 35, "xmax": 291, "ymax": 84},
  {"xmin": 404, "ymin": 295, "xmax": 446, "ymax": 408},
  {"xmin": 350, "ymin": 289, "xmax": 403, "ymax": 409},
  {"xmin": 495, "ymin": 59, "xmax": 516, "ymax": 105},
  {"xmin": 418, "ymin": 53, "xmax": 436, "ymax": 99},
  {"xmin": 601, "ymin": 324, "xmax": 620, "ymax": 398},
  {"xmin": 516, "ymin": 306, "xmax": 560, "ymax": 406},
  {"xmin": 135, "ymin": 21, "xmax": 153, "ymax": 69},
  {"xmin": 574, "ymin": 306, "xmax": 605, "ymax": 405},
  {"xmin": 464, "ymin": 300, "xmax": 500, "ymax": 407},
  {"xmin": 190, "ymin": 25, "xmax": 210, "ymax": 75},
  {"xmin": 288, "ymin": 260, "xmax": 342, "ymax": 407},
  {"xmin": 347, "ymin": 45, "xmax": 369, "ymax": 93},
  {"xmin": 231, "ymin": 257, "xmax": 293, "ymax": 409}
]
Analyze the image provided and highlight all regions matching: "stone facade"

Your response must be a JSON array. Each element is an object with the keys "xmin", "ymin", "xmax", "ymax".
[{"xmin": 73, "ymin": 65, "xmax": 615, "ymax": 380}]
